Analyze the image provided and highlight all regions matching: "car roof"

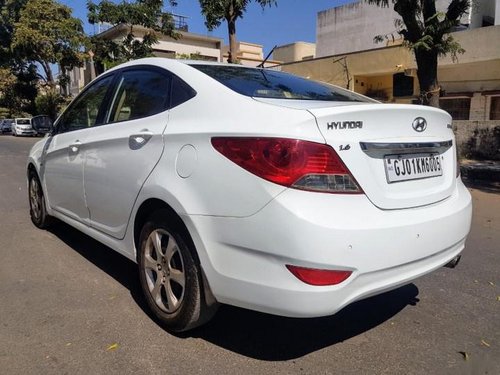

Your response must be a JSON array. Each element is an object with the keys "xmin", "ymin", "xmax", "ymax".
[{"xmin": 105, "ymin": 57, "xmax": 266, "ymax": 73}]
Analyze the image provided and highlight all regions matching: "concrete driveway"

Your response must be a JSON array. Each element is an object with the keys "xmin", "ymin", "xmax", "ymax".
[{"xmin": 1, "ymin": 135, "xmax": 498, "ymax": 374}]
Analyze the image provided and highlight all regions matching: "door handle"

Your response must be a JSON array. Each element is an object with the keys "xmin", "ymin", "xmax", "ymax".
[
  {"xmin": 69, "ymin": 140, "xmax": 82, "ymax": 154},
  {"xmin": 129, "ymin": 130, "xmax": 153, "ymax": 150}
]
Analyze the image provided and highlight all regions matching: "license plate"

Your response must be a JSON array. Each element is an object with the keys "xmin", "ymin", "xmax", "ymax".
[{"xmin": 384, "ymin": 153, "xmax": 443, "ymax": 183}]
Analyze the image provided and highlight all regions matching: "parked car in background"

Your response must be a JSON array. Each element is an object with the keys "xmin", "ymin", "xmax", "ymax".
[
  {"xmin": 1, "ymin": 119, "xmax": 14, "ymax": 134},
  {"xmin": 27, "ymin": 58, "xmax": 472, "ymax": 332},
  {"xmin": 31, "ymin": 115, "xmax": 53, "ymax": 136},
  {"xmin": 12, "ymin": 118, "xmax": 35, "ymax": 136}
]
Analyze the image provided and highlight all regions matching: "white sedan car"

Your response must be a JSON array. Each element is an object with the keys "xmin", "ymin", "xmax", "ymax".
[{"xmin": 27, "ymin": 58, "xmax": 472, "ymax": 332}]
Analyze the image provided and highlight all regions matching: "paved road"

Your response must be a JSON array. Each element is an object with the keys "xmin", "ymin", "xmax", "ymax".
[{"xmin": 1, "ymin": 135, "xmax": 499, "ymax": 375}]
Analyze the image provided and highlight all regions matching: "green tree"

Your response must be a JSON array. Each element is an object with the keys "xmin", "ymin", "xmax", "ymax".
[
  {"xmin": 199, "ymin": 0, "xmax": 277, "ymax": 63},
  {"xmin": 12, "ymin": 0, "xmax": 87, "ymax": 91},
  {"xmin": 0, "ymin": 68, "xmax": 18, "ymax": 115},
  {"xmin": 87, "ymin": 0, "xmax": 179, "ymax": 71},
  {"xmin": 35, "ymin": 91, "xmax": 68, "ymax": 121},
  {"xmin": 0, "ymin": 64, "xmax": 38, "ymax": 116},
  {"xmin": 367, "ymin": 0, "xmax": 470, "ymax": 106},
  {"xmin": 0, "ymin": 0, "xmax": 38, "ymax": 115},
  {"xmin": 0, "ymin": 0, "xmax": 28, "ymax": 66}
]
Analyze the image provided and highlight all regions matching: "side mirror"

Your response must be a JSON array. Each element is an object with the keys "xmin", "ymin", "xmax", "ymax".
[{"xmin": 31, "ymin": 115, "xmax": 54, "ymax": 135}]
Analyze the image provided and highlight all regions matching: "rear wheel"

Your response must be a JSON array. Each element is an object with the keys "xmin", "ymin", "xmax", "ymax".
[
  {"xmin": 138, "ymin": 210, "xmax": 217, "ymax": 332},
  {"xmin": 28, "ymin": 170, "xmax": 53, "ymax": 229}
]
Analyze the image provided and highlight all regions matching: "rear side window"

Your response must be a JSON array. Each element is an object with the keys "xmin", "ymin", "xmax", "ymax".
[
  {"xmin": 170, "ymin": 76, "xmax": 196, "ymax": 108},
  {"xmin": 192, "ymin": 65, "xmax": 372, "ymax": 102},
  {"xmin": 108, "ymin": 69, "xmax": 171, "ymax": 123}
]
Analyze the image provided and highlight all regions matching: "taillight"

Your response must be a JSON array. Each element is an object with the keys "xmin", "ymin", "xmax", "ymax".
[
  {"xmin": 211, "ymin": 137, "xmax": 362, "ymax": 194},
  {"xmin": 286, "ymin": 265, "xmax": 352, "ymax": 286}
]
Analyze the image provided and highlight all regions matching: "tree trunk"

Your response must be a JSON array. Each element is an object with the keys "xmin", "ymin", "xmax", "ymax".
[
  {"xmin": 227, "ymin": 18, "xmax": 237, "ymax": 63},
  {"xmin": 41, "ymin": 61, "xmax": 56, "ymax": 92},
  {"xmin": 415, "ymin": 49, "xmax": 440, "ymax": 107}
]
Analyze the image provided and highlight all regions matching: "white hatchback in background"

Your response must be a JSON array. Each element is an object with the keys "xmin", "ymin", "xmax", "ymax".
[
  {"xmin": 13, "ymin": 118, "xmax": 35, "ymax": 136},
  {"xmin": 27, "ymin": 58, "xmax": 472, "ymax": 332}
]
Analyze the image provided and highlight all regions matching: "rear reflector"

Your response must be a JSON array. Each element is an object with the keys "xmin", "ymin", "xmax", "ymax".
[
  {"xmin": 211, "ymin": 137, "xmax": 362, "ymax": 193},
  {"xmin": 286, "ymin": 265, "xmax": 352, "ymax": 286}
]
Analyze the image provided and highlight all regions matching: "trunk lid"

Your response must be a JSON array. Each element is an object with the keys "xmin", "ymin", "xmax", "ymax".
[{"xmin": 309, "ymin": 104, "xmax": 457, "ymax": 210}]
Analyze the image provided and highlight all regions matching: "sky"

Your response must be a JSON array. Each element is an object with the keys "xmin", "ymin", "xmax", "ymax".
[{"xmin": 60, "ymin": 0, "xmax": 355, "ymax": 55}]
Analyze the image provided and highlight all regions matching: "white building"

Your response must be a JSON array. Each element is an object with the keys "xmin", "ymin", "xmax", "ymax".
[
  {"xmin": 272, "ymin": 41, "xmax": 316, "ymax": 63},
  {"xmin": 316, "ymin": 0, "xmax": 499, "ymax": 57}
]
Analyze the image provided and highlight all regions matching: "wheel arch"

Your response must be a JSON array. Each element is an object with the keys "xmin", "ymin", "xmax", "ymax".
[
  {"xmin": 27, "ymin": 162, "xmax": 37, "ymax": 177},
  {"xmin": 133, "ymin": 198, "xmax": 200, "ymax": 265},
  {"xmin": 133, "ymin": 197, "xmax": 218, "ymax": 315}
]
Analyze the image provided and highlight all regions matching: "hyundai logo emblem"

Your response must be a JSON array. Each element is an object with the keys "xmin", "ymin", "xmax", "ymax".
[{"xmin": 412, "ymin": 117, "xmax": 427, "ymax": 132}]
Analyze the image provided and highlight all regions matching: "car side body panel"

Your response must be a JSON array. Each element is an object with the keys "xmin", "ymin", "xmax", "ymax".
[
  {"xmin": 83, "ymin": 112, "xmax": 169, "ymax": 239},
  {"xmin": 42, "ymin": 128, "xmax": 89, "ymax": 223}
]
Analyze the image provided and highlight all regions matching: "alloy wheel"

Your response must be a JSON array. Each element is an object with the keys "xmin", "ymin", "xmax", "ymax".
[
  {"xmin": 143, "ymin": 229, "xmax": 186, "ymax": 313},
  {"xmin": 29, "ymin": 177, "xmax": 42, "ymax": 220}
]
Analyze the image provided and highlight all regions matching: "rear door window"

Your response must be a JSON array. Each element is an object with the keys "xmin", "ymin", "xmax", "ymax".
[{"xmin": 107, "ymin": 69, "xmax": 171, "ymax": 123}]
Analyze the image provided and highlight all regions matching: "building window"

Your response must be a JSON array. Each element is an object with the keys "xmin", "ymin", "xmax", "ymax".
[
  {"xmin": 490, "ymin": 97, "xmax": 500, "ymax": 120},
  {"xmin": 439, "ymin": 98, "xmax": 471, "ymax": 120},
  {"xmin": 153, "ymin": 50, "xmax": 176, "ymax": 59},
  {"xmin": 192, "ymin": 54, "xmax": 218, "ymax": 62}
]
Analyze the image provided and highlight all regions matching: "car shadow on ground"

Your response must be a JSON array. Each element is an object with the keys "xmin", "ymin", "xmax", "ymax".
[
  {"xmin": 48, "ymin": 220, "xmax": 420, "ymax": 361},
  {"xmin": 47, "ymin": 220, "xmax": 147, "ymax": 311},
  {"xmin": 192, "ymin": 285, "xmax": 419, "ymax": 360}
]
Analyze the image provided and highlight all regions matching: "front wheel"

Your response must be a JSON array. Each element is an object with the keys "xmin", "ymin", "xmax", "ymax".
[
  {"xmin": 138, "ymin": 210, "xmax": 217, "ymax": 332},
  {"xmin": 28, "ymin": 170, "xmax": 53, "ymax": 228}
]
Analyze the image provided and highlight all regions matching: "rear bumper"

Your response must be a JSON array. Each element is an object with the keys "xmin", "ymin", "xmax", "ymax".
[{"xmin": 184, "ymin": 179, "xmax": 472, "ymax": 317}]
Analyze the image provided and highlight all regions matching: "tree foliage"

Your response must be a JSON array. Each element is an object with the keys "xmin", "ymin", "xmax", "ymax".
[
  {"xmin": 35, "ymin": 91, "xmax": 68, "ymax": 121},
  {"xmin": 0, "ymin": 0, "xmax": 39, "ymax": 116},
  {"xmin": 199, "ymin": 0, "xmax": 277, "ymax": 63},
  {"xmin": 0, "ymin": 67, "xmax": 18, "ymax": 113},
  {"xmin": 0, "ymin": 65, "xmax": 38, "ymax": 116},
  {"xmin": 12, "ymin": 0, "xmax": 87, "ymax": 90},
  {"xmin": 87, "ymin": 0, "xmax": 179, "ymax": 71},
  {"xmin": 366, "ymin": 0, "xmax": 470, "ymax": 106},
  {"xmin": 0, "ymin": 0, "xmax": 28, "ymax": 66}
]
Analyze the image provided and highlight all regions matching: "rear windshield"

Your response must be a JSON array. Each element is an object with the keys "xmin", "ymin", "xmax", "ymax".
[
  {"xmin": 192, "ymin": 65, "xmax": 372, "ymax": 102},
  {"xmin": 16, "ymin": 119, "xmax": 31, "ymax": 125}
]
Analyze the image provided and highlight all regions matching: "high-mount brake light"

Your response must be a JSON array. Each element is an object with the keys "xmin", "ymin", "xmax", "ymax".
[{"xmin": 211, "ymin": 137, "xmax": 363, "ymax": 193}]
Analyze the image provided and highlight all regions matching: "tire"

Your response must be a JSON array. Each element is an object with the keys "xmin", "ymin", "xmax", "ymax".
[
  {"xmin": 28, "ymin": 170, "xmax": 53, "ymax": 229},
  {"xmin": 138, "ymin": 210, "xmax": 217, "ymax": 332}
]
